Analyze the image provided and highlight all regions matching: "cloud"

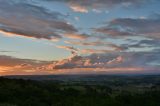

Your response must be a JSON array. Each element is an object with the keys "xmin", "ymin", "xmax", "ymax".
[
  {"xmin": 70, "ymin": 4, "xmax": 88, "ymax": 13},
  {"xmin": 0, "ymin": 55, "xmax": 51, "ymax": 73},
  {"xmin": 56, "ymin": 46, "xmax": 78, "ymax": 52},
  {"xmin": 121, "ymin": 39, "xmax": 160, "ymax": 51},
  {"xmin": 94, "ymin": 14, "xmax": 160, "ymax": 38},
  {"xmin": 80, "ymin": 49, "xmax": 115, "ymax": 54},
  {"xmin": 45, "ymin": 0, "xmax": 153, "ymax": 13},
  {"xmin": 65, "ymin": 40, "xmax": 125, "ymax": 51},
  {"xmin": 56, "ymin": 45, "xmax": 78, "ymax": 57},
  {"xmin": 74, "ymin": 16, "xmax": 80, "ymax": 21},
  {"xmin": 92, "ymin": 9, "xmax": 102, "ymax": 13},
  {"xmin": 56, "ymin": 43, "xmax": 123, "ymax": 57},
  {"xmin": 63, "ymin": 33, "xmax": 89, "ymax": 40},
  {"xmin": 0, "ymin": 0, "xmax": 77, "ymax": 40},
  {"xmin": 107, "ymin": 56, "xmax": 124, "ymax": 64},
  {"xmin": 1, "ymin": 51, "xmax": 160, "ymax": 74},
  {"xmin": 0, "ymin": 50, "xmax": 15, "ymax": 53},
  {"xmin": 65, "ymin": 40, "xmax": 108, "ymax": 46},
  {"xmin": 45, "ymin": 51, "xmax": 160, "ymax": 71},
  {"xmin": 94, "ymin": 27, "xmax": 133, "ymax": 37}
]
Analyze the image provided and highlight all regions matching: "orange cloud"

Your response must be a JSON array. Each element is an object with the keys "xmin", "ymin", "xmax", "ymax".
[
  {"xmin": 0, "ymin": 66, "xmax": 13, "ymax": 71},
  {"xmin": 80, "ymin": 49, "xmax": 114, "ymax": 54},
  {"xmin": 70, "ymin": 4, "xmax": 88, "ymax": 13},
  {"xmin": 64, "ymin": 33, "xmax": 89, "ymax": 40},
  {"xmin": 0, "ymin": 55, "xmax": 52, "ymax": 75}
]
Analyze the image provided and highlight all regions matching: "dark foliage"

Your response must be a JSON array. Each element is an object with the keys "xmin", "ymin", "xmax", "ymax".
[{"xmin": 0, "ymin": 77, "xmax": 160, "ymax": 106}]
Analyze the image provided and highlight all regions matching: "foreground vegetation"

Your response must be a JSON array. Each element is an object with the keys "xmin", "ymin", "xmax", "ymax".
[{"xmin": 0, "ymin": 76, "xmax": 160, "ymax": 106}]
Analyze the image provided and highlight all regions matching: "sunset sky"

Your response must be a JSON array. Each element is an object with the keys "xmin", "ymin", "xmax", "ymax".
[{"xmin": 0, "ymin": 0, "xmax": 160, "ymax": 75}]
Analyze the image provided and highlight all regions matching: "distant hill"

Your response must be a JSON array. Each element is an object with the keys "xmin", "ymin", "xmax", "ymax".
[{"xmin": 3, "ymin": 74, "xmax": 160, "ymax": 86}]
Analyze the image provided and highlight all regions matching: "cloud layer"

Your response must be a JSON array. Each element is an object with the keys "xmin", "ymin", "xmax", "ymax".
[
  {"xmin": 0, "ymin": 0, "xmax": 77, "ymax": 40},
  {"xmin": 45, "ymin": 51, "xmax": 160, "ymax": 72},
  {"xmin": 0, "ymin": 55, "xmax": 52, "ymax": 75},
  {"xmin": 95, "ymin": 14, "xmax": 160, "ymax": 38}
]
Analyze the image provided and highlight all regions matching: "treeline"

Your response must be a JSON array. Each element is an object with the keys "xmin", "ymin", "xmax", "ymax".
[{"xmin": 0, "ymin": 77, "xmax": 160, "ymax": 106}]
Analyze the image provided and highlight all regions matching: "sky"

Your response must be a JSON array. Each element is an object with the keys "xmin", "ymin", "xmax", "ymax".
[{"xmin": 0, "ymin": 0, "xmax": 160, "ymax": 75}]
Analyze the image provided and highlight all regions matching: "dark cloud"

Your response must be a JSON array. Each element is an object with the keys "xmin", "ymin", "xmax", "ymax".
[
  {"xmin": 138, "ymin": 39, "xmax": 160, "ymax": 46},
  {"xmin": 0, "ymin": 0, "xmax": 77, "ymax": 40},
  {"xmin": 119, "ymin": 39, "xmax": 160, "ymax": 52},
  {"xmin": 95, "ymin": 14, "xmax": 160, "ymax": 38},
  {"xmin": 94, "ymin": 27, "xmax": 133, "ymax": 37}
]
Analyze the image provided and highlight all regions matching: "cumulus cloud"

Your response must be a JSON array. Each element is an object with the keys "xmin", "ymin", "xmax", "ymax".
[
  {"xmin": 0, "ymin": 0, "xmax": 77, "ymax": 40},
  {"xmin": 44, "ymin": 51, "xmax": 160, "ymax": 71},
  {"xmin": 1, "ymin": 51, "xmax": 159, "ymax": 74}
]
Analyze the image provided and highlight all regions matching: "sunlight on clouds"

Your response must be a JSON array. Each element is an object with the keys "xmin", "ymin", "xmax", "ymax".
[
  {"xmin": 0, "ymin": 30, "xmax": 37, "ymax": 39},
  {"xmin": 70, "ymin": 4, "xmax": 88, "ymax": 13},
  {"xmin": 0, "ymin": 0, "xmax": 160, "ymax": 75},
  {"xmin": 64, "ymin": 33, "xmax": 88, "ymax": 40},
  {"xmin": 0, "ymin": 30, "xmax": 21, "ymax": 37},
  {"xmin": 0, "ymin": 66, "xmax": 12, "ymax": 71}
]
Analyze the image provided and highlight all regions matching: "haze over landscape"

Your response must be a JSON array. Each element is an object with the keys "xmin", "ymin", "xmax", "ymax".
[{"xmin": 0, "ymin": 0, "xmax": 160, "ymax": 75}]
